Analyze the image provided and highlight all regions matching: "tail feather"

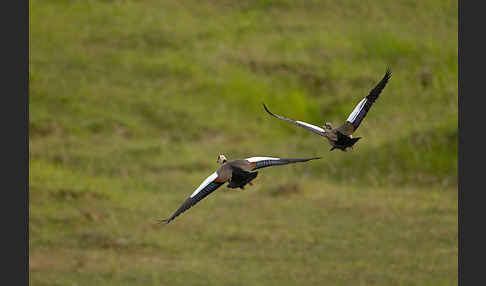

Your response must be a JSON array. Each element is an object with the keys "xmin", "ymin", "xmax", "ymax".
[
  {"xmin": 228, "ymin": 169, "xmax": 258, "ymax": 189},
  {"xmin": 351, "ymin": 137, "xmax": 361, "ymax": 145}
]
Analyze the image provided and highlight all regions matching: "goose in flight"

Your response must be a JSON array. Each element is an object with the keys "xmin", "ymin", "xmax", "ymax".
[
  {"xmin": 263, "ymin": 69, "xmax": 391, "ymax": 151},
  {"xmin": 161, "ymin": 154, "xmax": 320, "ymax": 224}
]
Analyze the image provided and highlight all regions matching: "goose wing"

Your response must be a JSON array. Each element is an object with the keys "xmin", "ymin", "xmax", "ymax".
[
  {"xmin": 245, "ymin": 156, "xmax": 321, "ymax": 170},
  {"xmin": 336, "ymin": 69, "xmax": 391, "ymax": 136},
  {"xmin": 262, "ymin": 104, "xmax": 326, "ymax": 137},
  {"xmin": 161, "ymin": 172, "xmax": 225, "ymax": 224}
]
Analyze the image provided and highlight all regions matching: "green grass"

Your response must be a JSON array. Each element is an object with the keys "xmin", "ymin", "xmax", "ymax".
[{"xmin": 30, "ymin": 0, "xmax": 457, "ymax": 285}]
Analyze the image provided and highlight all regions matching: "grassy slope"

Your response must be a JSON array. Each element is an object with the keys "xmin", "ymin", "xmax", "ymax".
[{"xmin": 30, "ymin": 0, "xmax": 457, "ymax": 285}]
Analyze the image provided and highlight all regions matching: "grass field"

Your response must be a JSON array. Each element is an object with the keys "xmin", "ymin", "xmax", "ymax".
[{"xmin": 30, "ymin": 0, "xmax": 457, "ymax": 285}]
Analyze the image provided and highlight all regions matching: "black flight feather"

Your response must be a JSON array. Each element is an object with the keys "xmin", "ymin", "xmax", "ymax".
[{"xmin": 160, "ymin": 181, "xmax": 224, "ymax": 224}]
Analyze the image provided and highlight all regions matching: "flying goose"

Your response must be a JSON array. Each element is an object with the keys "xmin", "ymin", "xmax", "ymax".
[
  {"xmin": 263, "ymin": 69, "xmax": 391, "ymax": 151},
  {"xmin": 161, "ymin": 154, "xmax": 320, "ymax": 224}
]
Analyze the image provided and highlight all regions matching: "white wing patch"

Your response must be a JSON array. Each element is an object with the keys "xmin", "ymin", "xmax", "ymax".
[
  {"xmin": 346, "ymin": 98, "xmax": 367, "ymax": 123},
  {"xmin": 189, "ymin": 172, "xmax": 219, "ymax": 198},
  {"xmin": 245, "ymin": 157, "xmax": 280, "ymax": 163},
  {"xmin": 295, "ymin": 121, "xmax": 325, "ymax": 133}
]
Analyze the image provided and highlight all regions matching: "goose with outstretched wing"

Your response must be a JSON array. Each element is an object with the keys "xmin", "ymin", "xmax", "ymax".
[
  {"xmin": 161, "ymin": 154, "xmax": 320, "ymax": 224},
  {"xmin": 263, "ymin": 69, "xmax": 391, "ymax": 151}
]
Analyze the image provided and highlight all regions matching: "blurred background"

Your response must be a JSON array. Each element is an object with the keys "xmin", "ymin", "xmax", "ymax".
[{"xmin": 29, "ymin": 0, "xmax": 457, "ymax": 285}]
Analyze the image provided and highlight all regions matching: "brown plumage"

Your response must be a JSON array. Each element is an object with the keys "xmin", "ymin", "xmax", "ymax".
[{"xmin": 263, "ymin": 69, "xmax": 391, "ymax": 151}]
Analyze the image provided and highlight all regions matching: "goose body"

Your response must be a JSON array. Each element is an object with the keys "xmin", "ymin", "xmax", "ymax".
[
  {"xmin": 161, "ymin": 155, "xmax": 320, "ymax": 224},
  {"xmin": 263, "ymin": 69, "xmax": 391, "ymax": 152}
]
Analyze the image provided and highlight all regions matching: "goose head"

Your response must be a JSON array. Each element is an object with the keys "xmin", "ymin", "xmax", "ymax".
[
  {"xmin": 217, "ymin": 154, "xmax": 228, "ymax": 164},
  {"xmin": 323, "ymin": 122, "xmax": 333, "ymax": 132}
]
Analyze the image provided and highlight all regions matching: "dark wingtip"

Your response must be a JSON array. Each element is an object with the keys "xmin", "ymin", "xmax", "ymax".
[
  {"xmin": 262, "ymin": 103, "xmax": 275, "ymax": 116},
  {"xmin": 385, "ymin": 68, "xmax": 392, "ymax": 79},
  {"xmin": 301, "ymin": 156, "xmax": 322, "ymax": 161},
  {"xmin": 156, "ymin": 218, "xmax": 172, "ymax": 225}
]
